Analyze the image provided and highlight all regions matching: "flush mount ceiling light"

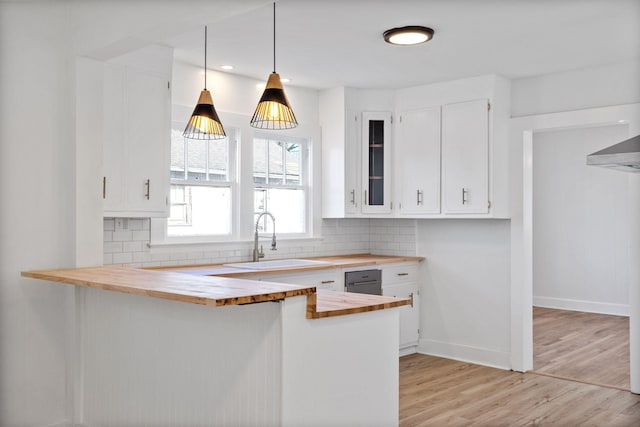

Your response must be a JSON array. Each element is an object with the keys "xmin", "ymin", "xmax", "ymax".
[
  {"xmin": 183, "ymin": 26, "xmax": 226, "ymax": 140},
  {"xmin": 383, "ymin": 26, "xmax": 434, "ymax": 45},
  {"xmin": 250, "ymin": 2, "xmax": 298, "ymax": 130}
]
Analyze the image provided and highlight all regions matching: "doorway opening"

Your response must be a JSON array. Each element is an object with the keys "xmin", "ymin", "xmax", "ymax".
[{"xmin": 530, "ymin": 124, "xmax": 630, "ymax": 390}]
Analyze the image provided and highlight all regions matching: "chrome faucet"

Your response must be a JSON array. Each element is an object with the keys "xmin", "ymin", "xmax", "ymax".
[{"xmin": 253, "ymin": 212, "xmax": 276, "ymax": 262}]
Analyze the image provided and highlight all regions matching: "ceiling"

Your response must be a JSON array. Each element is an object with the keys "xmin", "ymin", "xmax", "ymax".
[{"xmin": 163, "ymin": 0, "xmax": 640, "ymax": 90}]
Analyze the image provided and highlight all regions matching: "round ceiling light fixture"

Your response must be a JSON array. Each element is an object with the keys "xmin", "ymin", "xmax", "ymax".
[{"xmin": 383, "ymin": 26, "xmax": 434, "ymax": 45}]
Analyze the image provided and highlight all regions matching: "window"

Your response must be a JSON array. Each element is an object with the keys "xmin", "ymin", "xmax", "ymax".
[
  {"xmin": 253, "ymin": 135, "xmax": 308, "ymax": 234},
  {"xmin": 168, "ymin": 125, "xmax": 236, "ymax": 237}
]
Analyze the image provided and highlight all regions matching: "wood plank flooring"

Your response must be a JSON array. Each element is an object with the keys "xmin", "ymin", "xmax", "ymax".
[
  {"xmin": 533, "ymin": 306, "xmax": 630, "ymax": 390},
  {"xmin": 399, "ymin": 354, "xmax": 640, "ymax": 427}
]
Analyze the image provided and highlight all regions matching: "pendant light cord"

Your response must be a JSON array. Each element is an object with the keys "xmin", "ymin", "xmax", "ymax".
[
  {"xmin": 204, "ymin": 26, "xmax": 208, "ymax": 90},
  {"xmin": 273, "ymin": 2, "xmax": 276, "ymax": 73}
]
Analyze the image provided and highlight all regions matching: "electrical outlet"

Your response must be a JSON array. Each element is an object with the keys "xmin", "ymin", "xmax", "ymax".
[{"xmin": 114, "ymin": 218, "xmax": 129, "ymax": 231}]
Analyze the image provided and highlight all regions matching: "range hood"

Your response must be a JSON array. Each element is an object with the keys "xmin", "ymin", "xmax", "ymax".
[{"xmin": 587, "ymin": 134, "xmax": 640, "ymax": 173}]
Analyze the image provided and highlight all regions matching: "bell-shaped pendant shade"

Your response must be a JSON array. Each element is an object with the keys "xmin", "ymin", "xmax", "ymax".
[
  {"xmin": 183, "ymin": 89, "xmax": 226, "ymax": 140},
  {"xmin": 250, "ymin": 72, "xmax": 298, "ymax": 130}
]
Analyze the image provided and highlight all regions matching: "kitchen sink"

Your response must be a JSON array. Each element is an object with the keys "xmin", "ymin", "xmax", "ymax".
[{"xmin": 224, "ymin": 259, "xmax": 330, "ymax": 270}]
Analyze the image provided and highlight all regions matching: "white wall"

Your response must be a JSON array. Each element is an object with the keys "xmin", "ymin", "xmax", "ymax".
[
  {"xmin": 533, "ymin": 124, "xmax": 630, "ymax": 315},
  {"xmin": 511, "ymin": 59, "xmax": 640, "ymax": 117},
  {"xmin": 417, "ymin": 220, "xmax": 512, "ymax": 368},
  {"xmin": 0, "ymin": 3, "xmax": 75, "ymax": 425}
]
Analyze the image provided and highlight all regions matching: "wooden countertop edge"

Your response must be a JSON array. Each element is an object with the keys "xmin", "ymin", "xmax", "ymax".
[
  {"xmin": 21, "ymin": 270, "xmax": 315, "ymax": 307},
  {"xmin": 307, "ymin": 297, "xmax": 411, "ymax": 319},
  {"xmin": 306, "ymin": 289, "xmax": 412, "ymax": 319},
  {"xmin": 22, "ymin": 260, "xmax": 414, "ymax": 319}
]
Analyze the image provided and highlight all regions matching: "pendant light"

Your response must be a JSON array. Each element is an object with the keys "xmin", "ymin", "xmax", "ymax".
[
  {"xmin": 183, "ymin": 26, "xmax": 226, "ymax": 140},
  {"xmin": 250, "ymin": 2, "xmax": 298, "ymax": 130}
]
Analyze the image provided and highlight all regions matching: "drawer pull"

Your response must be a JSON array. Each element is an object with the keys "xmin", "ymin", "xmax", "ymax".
[
  {"xmin": 321, "ymin": 280, "xmax": 335, "ymax": 284},
  {"xmin": 397, "ymin": 273, "xmax": 409, "ymax": 276}
]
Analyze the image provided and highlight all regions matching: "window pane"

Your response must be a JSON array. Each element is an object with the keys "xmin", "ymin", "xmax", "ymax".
[
  {"xmin": 268, "ymin": 141, "xmax": 284, "ymax": 184},
  {"xmin": 254, "ymin": 188, "xmax": 304, "ymax": 234},
  {"xmin": 187, "ymin": 139, "xmax": 207, "ymax": 181},
  {"xmin": 168, "ymin": 185, "xmax": 231, "ymax": 236},
  {"xmin": 253, "ymin": 138, "xmax": 267, "ymax": 184},
  {"xmin": 208, "ymin": 138, "xmax": 228, "ymax": 182},
  {"xmin": 170, "ymin": 128, "xmax": 185, "ymax": 180},
  {"xmin": 284, "ymin": 143, "xmax": 301, "ymax": 185}
]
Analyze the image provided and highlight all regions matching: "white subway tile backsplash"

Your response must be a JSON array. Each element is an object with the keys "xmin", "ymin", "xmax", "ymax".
[
  {"xmin": 103, "ymin": 216, "xmax": 416, "ymax": 267},
  {"xmin": 104, "ymin": 218, "xmax": 115, "ymax": 231},
  {"xmin": 104, "ymin": 242, "xmax": 123, "ymax": 253},
  {"xmin": 103, "ymin": 253, "xmax": 113, "ymax": 265},
  {"xmin": 127, "ymin": 219, "xmax": 144, "ymax": 231},
  {"xmin": 112, "ymin": 252, "xmax": 133, "ymax": 264},
  {"xmin": 112, "ymin": 231, "xmax": 133, "ymax": 242},
  {"xmin": 123, "ymin": 241, "xmax": 143, "ymax": 253},
  {"xmin": 131, "ymin": 231, "xmax": 149, "ymax": 241}
]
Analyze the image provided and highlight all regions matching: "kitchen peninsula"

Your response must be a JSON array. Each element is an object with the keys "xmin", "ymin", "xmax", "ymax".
[{"xmin": 23, "ymin": 255, "xmax": 419, "ymax": 426}]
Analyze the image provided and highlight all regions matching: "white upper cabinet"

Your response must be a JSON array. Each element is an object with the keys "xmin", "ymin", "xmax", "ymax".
[
  {"xmin": 441, "ymin": 99, "xmax": 489, "ymax": 214},
  {"xmin": 362, "ymin": 112, "xmax": 392, "ymax": 214},
  {"xmin": 395, "ymin": 107, "xmax": 441, "ymax": 215},
  {"xmin": 393, "ymin": 74, "xmax": 511, "ymax": 218},
  {"xmin": 320, "ymin": 87, "xmax": 393, "ymax": 218},
  {"xmin": 103, "ymin": 45, "xmax": 173, "ymax": 218},
  {"xmin": 344, "ymin": 109, "xmax": 361, "ymax": 215},
  {"xmin": 321, "ymin": 75, "xmax": 510, "ymax": 219}
]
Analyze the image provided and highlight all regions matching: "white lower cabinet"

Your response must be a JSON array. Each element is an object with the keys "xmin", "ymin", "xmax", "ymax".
[
  {"xmin": 382, "ymin": 263, "xmax": 420, "ymax": 352},
  {"xmin": 383, "ymin": 282, "xmax": 420, "ymax": 352},
  {"xmin": 258, "ymin": 269, "xmax": 343, "ymax": 292},
  {"xmin": 258, "ymin": 262, "xmax": 422, "ymax": 353}
]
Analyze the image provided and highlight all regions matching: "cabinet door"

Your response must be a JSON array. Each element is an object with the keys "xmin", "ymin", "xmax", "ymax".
[
  {"xmin": 442, "ymin": 99, "xmax": 489, "ymax": 214},
  {"xmin": 123, "ymin": 69, "xmax": 170, "ymax": 215},
  {"xmin": 383, "ymin": 282, "xmax": 420, "ymax": 349},
  {"xmin": 362, "ymin": 112, "xmax": 392, "ymax": 214},
  {"xmin": 396, "ymin": 107, "xmax": 441, "ymax": 215},
  {"xmin": 102, "ymin": 63, "xmax": 125, "ymax": 212},
  {"xmin": 103, "ymin": 64, "xmax": 170, "ymax": 217},
  {"xmin": 344, "ymin": 110, "xmax": 361, "ymax": 215},
  {"xmin": 259, "ymin": 270, "xmax": 343, "ymax": 292}
]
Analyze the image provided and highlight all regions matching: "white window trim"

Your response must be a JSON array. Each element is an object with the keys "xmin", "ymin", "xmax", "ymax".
[{"xmin": 151, "ymin": 108, "xmax": 321, "ymax": 247}]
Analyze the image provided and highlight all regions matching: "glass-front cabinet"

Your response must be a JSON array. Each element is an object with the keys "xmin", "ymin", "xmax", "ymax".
[{"xmin": 362, "ymin": 112, "xmax": 392, "ymax": 214}]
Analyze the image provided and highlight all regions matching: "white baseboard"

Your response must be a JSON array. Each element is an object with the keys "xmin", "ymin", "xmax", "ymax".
[
  {"xmin": 417, "ymin": 339, "xmax": 511, "ymax": 370},
  {"xmin": 533, "ymin": 296, "xmax": 629, "ymax": 316},
  {"xmin": 399, "ymin": 345, "xmax": 417, "ymax": 357},
  {"xmin": 44, "ymin": 421, "xmax": 79, "ymax": 427}
]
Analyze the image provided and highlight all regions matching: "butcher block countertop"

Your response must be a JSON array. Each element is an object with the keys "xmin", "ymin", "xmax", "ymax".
[
  {"xmin": 154, "ymin": 254, "xmax": 424, "ymax": 277},
  {"xmin": 22, "ymin": 254, "xmax": 419, "ymax": 318}
]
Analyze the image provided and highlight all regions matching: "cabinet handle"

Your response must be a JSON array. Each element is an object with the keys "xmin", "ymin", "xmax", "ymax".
[
  {"xmin": 410, "ymin": 292, "xmax": 414, "ymax": 308},
  {"xmin": 102, "ymin": 177, "xmax": 106, "ymax": 199},
  {"xmin": 144, "ymin": 179, "xmax": 150, "ymax": 200},
  {"xmin": 364, "ymin": 190, "xmax": 368, "ymax": 205},
  {"xmin": 397, "ymin": 272, "xmax": 409, "ymax": 276},
  {"xmin": 350, "ymin": 189, "xmax": 355, "ymax": 205},
  {"xmin": 416, "ymin": 189, "xmax": 423, "ymax": 206},
  {"xmin": 321, "ymin": 280, "xmax": 335, "ymax": 284},
  {"xmin": 462, "ymin": 188, "xmax": 469, "ymax": 205}
]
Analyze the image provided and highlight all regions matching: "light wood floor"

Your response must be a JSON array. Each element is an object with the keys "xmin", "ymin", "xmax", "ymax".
[
  {"xmin": 533, "ymin": 306, "xmax": 630, "ymax": 390},
  {"xmin": 399, "ymin": 354, "xmax": 640, "ymax": 427}
]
